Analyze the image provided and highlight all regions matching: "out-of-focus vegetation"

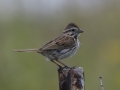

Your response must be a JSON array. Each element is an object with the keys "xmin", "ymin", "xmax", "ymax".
[{"xmin": 0, "ymin": 0, "xmax": 120, "ymax": 90}]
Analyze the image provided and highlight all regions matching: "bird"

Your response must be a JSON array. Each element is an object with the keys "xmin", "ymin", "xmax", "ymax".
[{"xmin": 13, "ymin": 23, "xmax": 83, "ymax": 67}]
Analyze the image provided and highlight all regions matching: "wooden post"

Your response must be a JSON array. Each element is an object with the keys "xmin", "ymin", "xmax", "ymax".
[{"xmin": 58, "ymin": 67, "xmax": 85, "ymax": 90}]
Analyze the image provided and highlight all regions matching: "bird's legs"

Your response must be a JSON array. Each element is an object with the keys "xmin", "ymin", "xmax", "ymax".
[
  {"xmin": 51, "ymin": 60, "xmax": 62, "ymax": 68},
  {"xmin": 55, "ymin": 60, "xmax": 68, "ymax": 67}
]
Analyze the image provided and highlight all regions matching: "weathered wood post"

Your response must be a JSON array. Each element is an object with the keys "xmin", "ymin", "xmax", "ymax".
[{"xmin": 58, "ymin": 67, "xmax": 85, "ymax": 90}]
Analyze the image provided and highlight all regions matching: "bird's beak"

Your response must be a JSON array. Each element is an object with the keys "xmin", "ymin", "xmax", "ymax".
[{"xmin": 78, "ymin": 29, "xmax": 84, "ymax": 33}]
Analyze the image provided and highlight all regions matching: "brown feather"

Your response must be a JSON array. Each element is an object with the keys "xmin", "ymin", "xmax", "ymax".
[
  {"xmin": 64, "ymin": 23, "xmax": 79, "ymax": 30},
  {"xmin": 40, "ymin": 35, "xmax": 75, "ymax": 51},
  {"xmin": 12, "ymin": 49, "xmax": 39, "ymax": 52}
]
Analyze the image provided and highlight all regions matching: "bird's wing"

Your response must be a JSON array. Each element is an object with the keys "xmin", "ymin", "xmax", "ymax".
[{"xmin": 40, "ymin": 35, "xmax": 75, "ymax": 51}]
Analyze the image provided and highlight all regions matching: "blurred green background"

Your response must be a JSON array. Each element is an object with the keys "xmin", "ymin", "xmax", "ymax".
[{"xmin": 0, "ymin": 0, "xmax": 120, "ymax": 90}]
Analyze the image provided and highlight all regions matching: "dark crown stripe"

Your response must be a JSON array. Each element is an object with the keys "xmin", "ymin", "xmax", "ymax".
[{"xmin": 64, "ymin": 23, "xmax": 79, "ymax": 30}]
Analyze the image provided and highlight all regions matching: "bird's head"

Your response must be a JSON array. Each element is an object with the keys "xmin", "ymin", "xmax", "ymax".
[{"xmin": 63, "ymin": 23, "xmax": 83, "ymax": 37}]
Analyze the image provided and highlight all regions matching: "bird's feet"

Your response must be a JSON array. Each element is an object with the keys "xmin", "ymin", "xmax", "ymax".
[{"xmin": 64, "ymin": 65, "xmax": 70, "ymax": 68}]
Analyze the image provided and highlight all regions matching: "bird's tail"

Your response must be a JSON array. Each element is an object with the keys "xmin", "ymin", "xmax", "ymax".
[{"xmin": 12, "ymin": 49, "xmax": 39, "ymax": 52}]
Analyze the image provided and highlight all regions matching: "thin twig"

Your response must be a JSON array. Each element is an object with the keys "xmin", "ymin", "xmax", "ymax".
[{"xmin": 99, "ymin": 77, "xmax": 104, "ymax": 90}]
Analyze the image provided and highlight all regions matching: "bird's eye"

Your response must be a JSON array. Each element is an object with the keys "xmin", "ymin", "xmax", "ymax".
[{"xmin": 72, "ymin": 29, "xmax": 75, "ymax": 31}]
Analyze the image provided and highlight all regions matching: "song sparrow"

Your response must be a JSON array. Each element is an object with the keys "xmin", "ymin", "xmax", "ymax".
[{"xmin": 13, "ymin": 23, "xmax": 83, "ymax": 67}]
